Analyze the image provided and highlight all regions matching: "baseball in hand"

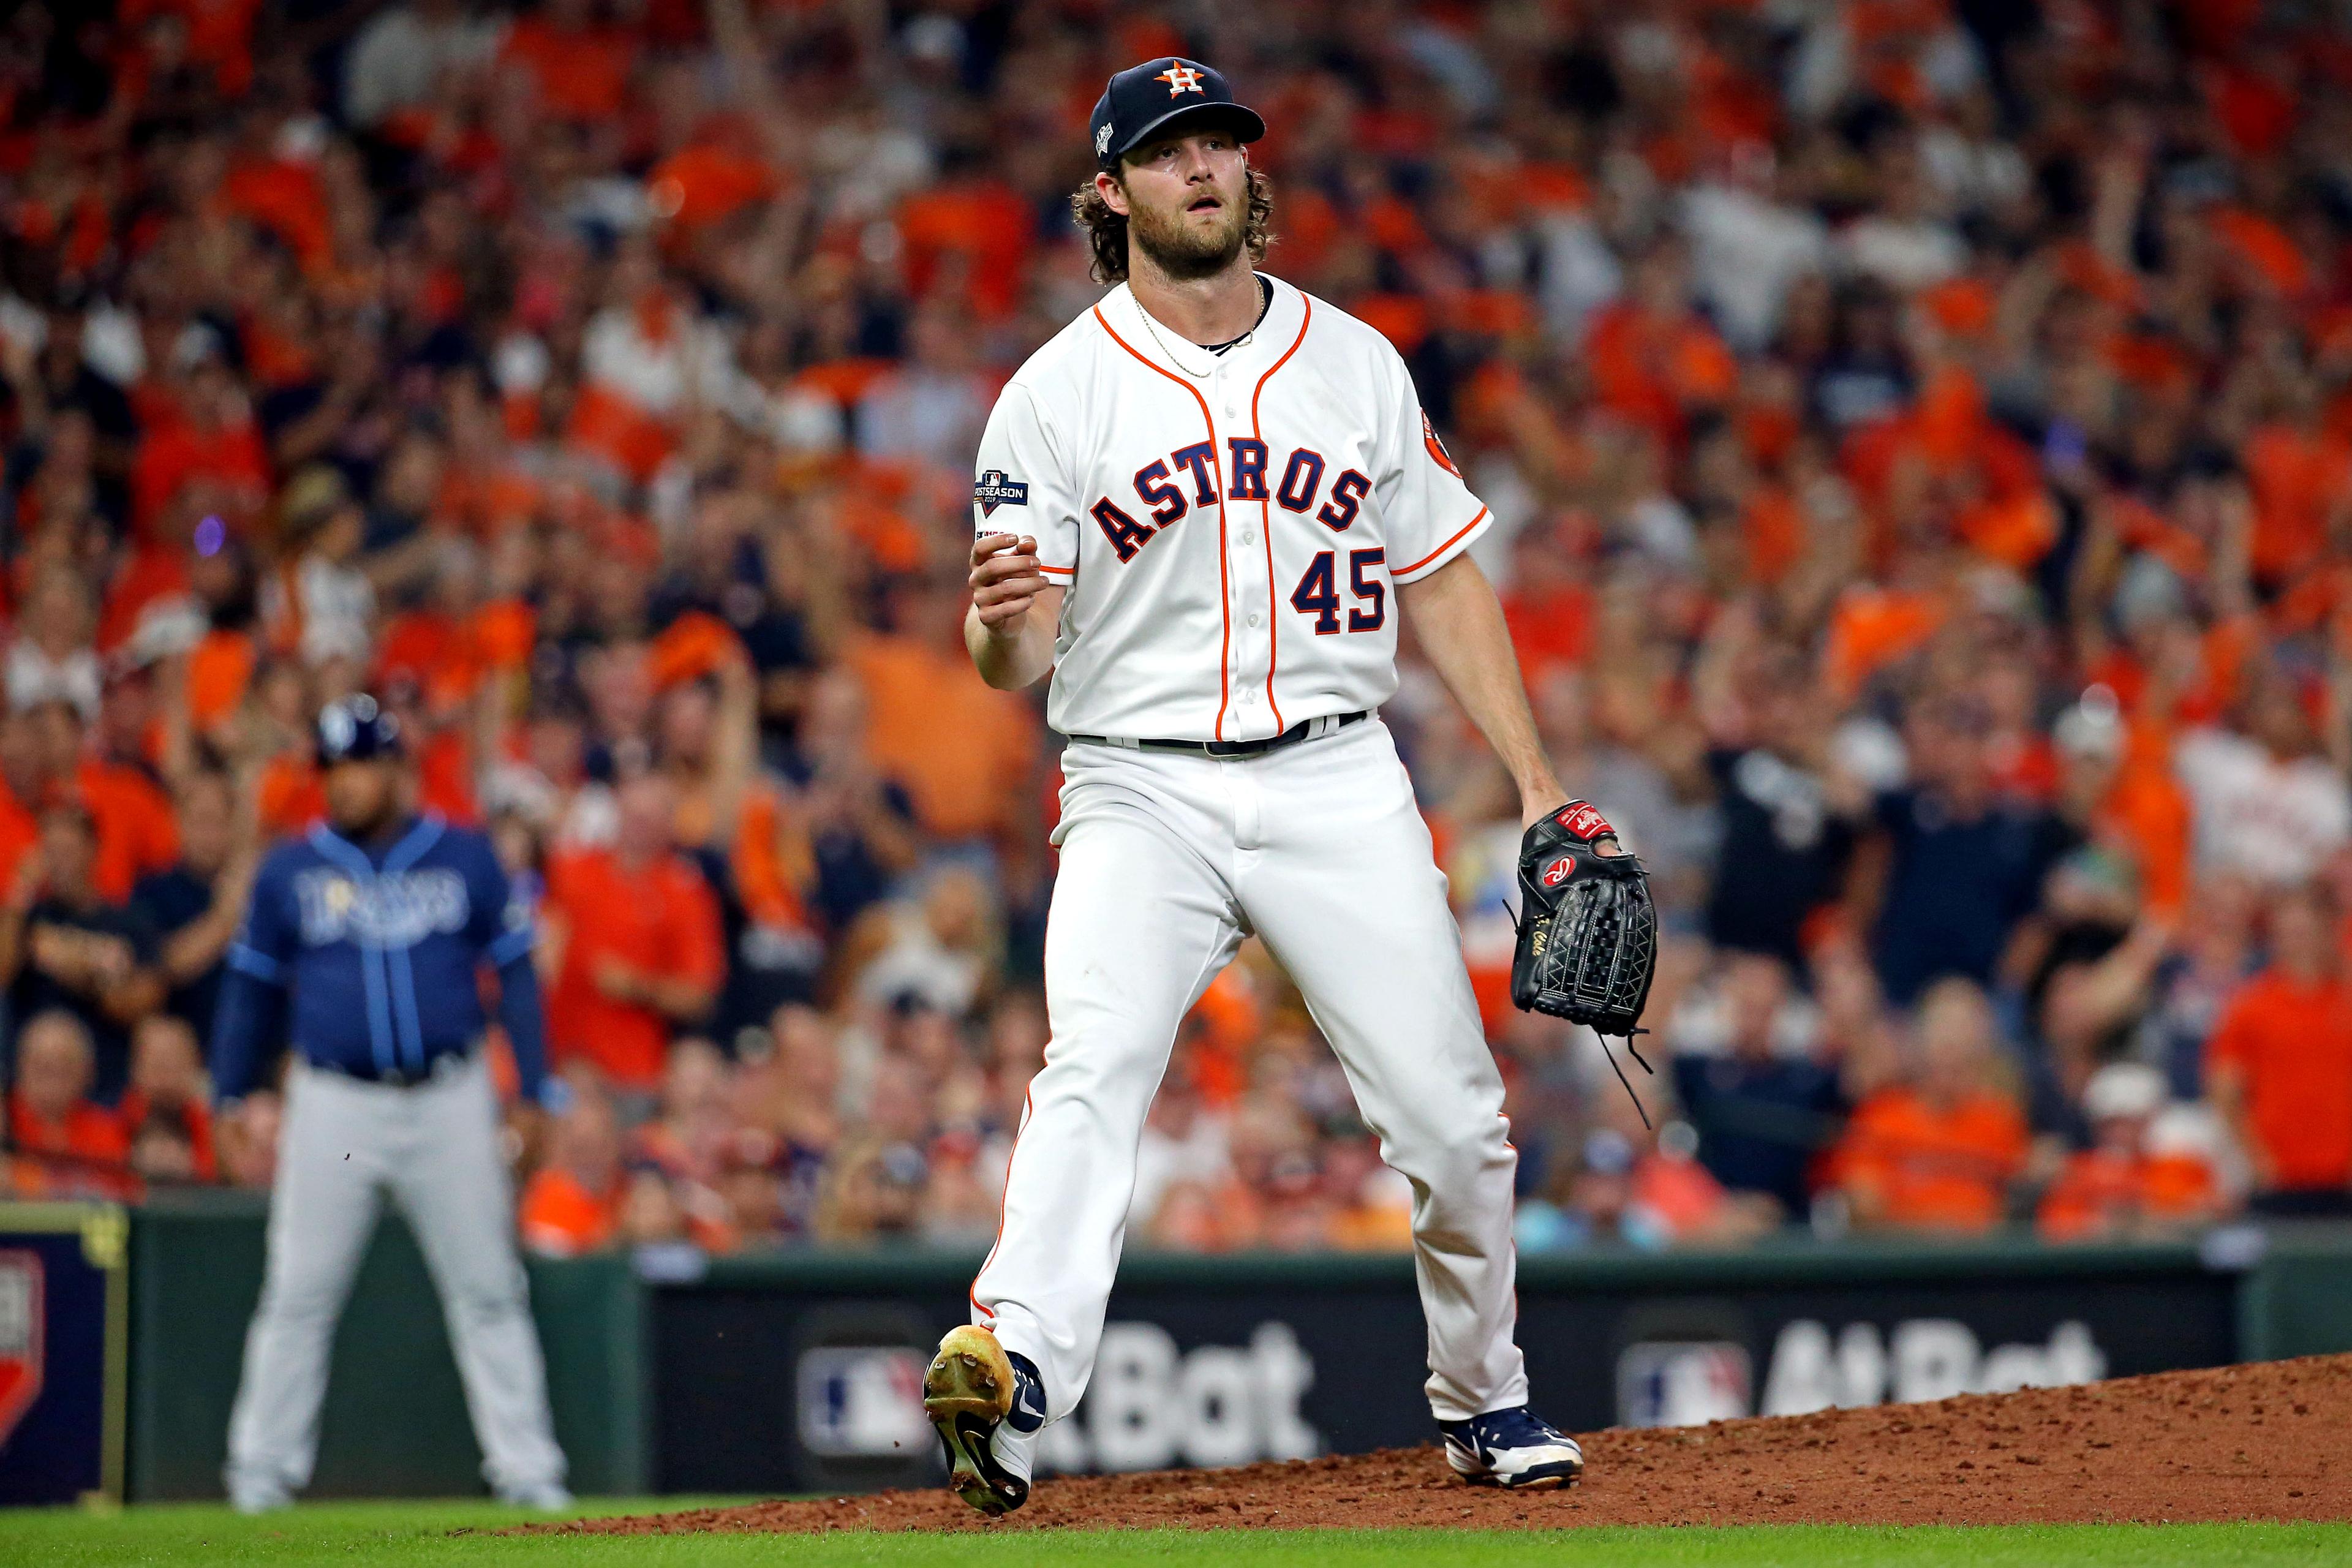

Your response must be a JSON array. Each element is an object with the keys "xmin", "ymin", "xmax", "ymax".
[{"xmin": 970, "ymin": 533, "xmax": 1046, "ymax": 628}]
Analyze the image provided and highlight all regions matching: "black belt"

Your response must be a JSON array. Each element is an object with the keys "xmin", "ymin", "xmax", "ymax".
[
  {"xmin": 309, "ymin": 1050, "xmax": 472, "ymax": 1090},
  {"xmin": 1065, "ymin": 710, "xmax": 1368, "ymax": 758}
]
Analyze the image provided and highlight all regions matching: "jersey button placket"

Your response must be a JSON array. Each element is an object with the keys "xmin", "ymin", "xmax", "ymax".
[{"xmin": 1215, "ymin": 364, "xmax": 1269, "ymax": 734}]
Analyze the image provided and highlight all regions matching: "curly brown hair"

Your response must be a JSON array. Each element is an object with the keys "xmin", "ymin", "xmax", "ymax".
[{"xmin": 1069, "ymin": 167, "xmax": 1275, "ymax": 285}]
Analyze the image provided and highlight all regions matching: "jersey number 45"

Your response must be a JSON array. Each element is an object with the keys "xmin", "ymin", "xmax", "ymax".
[{"xmin": 1291, "ymin": 549, "xmax": 1385, "ymax": 635}]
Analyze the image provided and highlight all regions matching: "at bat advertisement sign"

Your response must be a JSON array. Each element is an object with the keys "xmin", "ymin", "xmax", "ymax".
[{"xmin": 646, "ymin": 1250, "xmax": 2234, "ymax": 1493}]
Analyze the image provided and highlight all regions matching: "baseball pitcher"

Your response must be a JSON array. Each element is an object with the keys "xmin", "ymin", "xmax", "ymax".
[
  {"xmin": 922, "ymin": 58, "xmax": 1655, "ymax": 1515},
  {"xmin": 211, "ymin": 695, "xmax": 570, "ymax": 1512}
]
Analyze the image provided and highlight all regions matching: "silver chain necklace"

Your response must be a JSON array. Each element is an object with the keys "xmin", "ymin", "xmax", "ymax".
[
  {"xmin": 1136, "ymin": 303, "xmax": 1229, "ymax": 379},
  {"xmin": 1133, "ymin": 286, "xmax": 1259, "ymax": 378}
]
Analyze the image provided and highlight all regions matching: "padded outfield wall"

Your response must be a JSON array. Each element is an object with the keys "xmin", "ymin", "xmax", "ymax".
[{"xmin": 6, "ymin": 1194, "xmax": 2347, "ymax": 1501}]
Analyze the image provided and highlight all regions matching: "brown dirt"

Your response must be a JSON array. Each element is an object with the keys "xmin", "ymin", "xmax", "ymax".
[{"xmin": 548, "ymin": 1353, "xmax": 2352, "ymax": 1533}]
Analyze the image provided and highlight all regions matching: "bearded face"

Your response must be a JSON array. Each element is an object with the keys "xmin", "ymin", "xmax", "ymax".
[{"xmin": 1114, "ymin": 132, "xmax": 1253, "ymax": 282}]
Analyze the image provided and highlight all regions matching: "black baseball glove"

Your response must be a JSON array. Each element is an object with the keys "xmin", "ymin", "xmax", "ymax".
[{"xmin": 1510, "ymin": 800, "xmax": 1658, "ymax": 1039}]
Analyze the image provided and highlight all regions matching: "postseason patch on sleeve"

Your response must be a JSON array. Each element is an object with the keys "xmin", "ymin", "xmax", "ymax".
[{"xmin": 974, "ymin": 469, "xmax": 1030, "ymax": 516}]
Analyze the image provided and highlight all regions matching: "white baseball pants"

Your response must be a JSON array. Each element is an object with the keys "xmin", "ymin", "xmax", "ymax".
[
  {"xmin": 972, "ymin": 717, "xmax": 1528, "ymax": 1424},
  {"xmin": 225, "ymin": 1054, "xmax": 567, "ymax": 1503}
]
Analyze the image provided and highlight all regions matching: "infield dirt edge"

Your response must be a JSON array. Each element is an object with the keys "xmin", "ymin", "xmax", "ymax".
[{"xmin": 540, "ymin": 1352, "xmax": 2352, "ymax": 1534}]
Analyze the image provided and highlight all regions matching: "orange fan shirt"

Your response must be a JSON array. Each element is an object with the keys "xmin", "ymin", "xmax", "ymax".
[
  {"xmin": 7, "ymin": 1091, "xmax": 129, "ymax": 1166},
  {"xmin": 115, "ymin": 1088, "xmax": 217, "ymax": 1182},
  {"xmin": 1834, "ymin": 1087, "xmax": 2028, "ymax": 1232},
  {"xmin": 543, "ymin": 847, "xmax": 725, "ymax": 1091},
  {"xmin": 75, "ymin": 759, "xmax": 181, "ymax": 903},
  {"xmin": 0, "ymin": 782, "xmax": 36, "ymax": 899},
  {"xmin": 2206, "ymin": 971, "xmax": 2352, "ymax": 1190},
  {"xmin": 845, "ymin": 634, "xmax": 1036, "ymax": 842},
  {"xmin": 518, "ymin": 1166, "xmax": 621, "ymax": 1256},
  {"xmin": 500, "ymin": 18, "xmax": 638, "ymax": 122},
  {"xmin": 2037, "ymin": 1149, "xmax": 2218, "ymax": 1241},
  {"xmin": 257, "ymin": 755, "xmax": 328, "ymax": 839}
]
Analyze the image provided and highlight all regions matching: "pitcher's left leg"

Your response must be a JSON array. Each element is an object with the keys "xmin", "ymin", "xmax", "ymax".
[{"xmin": 1238, "ymin": 736, "xmax": 1526, "ymax": 1422}]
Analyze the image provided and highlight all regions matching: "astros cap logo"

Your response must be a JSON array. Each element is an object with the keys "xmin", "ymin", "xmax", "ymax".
[{"xmin": 1156, "ymin": 64, "xmax": 1206, "ymax": 96}]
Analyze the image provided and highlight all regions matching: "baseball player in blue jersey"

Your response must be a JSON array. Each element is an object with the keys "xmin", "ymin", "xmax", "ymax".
[{"xmin": 211, "ymin": 695, "xmax": 570, "ymax": 1512}]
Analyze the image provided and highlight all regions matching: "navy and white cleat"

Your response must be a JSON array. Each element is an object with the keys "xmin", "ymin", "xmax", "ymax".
[
  {"xmin": 1438, "ymin": 1406, "xmax": 1587, "ymax": 1489},
  {"xmin": 924, "ymin": 1324, "xmax": 1044, "ymax": 1516}
]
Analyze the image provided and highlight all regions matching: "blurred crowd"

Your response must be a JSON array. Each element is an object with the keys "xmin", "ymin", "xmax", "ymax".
[{"xmin": 5, "ymin": 0, "xmax": 2352, "ymax": 1256}]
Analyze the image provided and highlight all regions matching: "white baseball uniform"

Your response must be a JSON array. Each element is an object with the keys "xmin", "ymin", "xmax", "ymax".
[{"xmin": 968, "ymin": 274, "xmax": 1529, "ymax": 1431}]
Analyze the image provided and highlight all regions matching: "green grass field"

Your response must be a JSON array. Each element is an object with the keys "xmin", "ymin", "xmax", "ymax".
[{"xmin": 4, "ymin": 1502, "xmax": 2346, "ymax": 1568}]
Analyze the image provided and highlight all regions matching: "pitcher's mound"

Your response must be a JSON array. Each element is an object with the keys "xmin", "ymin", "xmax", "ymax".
[{"xmin": 554, "ymin": 1352, "xmax": 2352, "ymax": 1533}]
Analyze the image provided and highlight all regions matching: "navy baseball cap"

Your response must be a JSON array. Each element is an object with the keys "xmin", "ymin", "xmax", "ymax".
[
  {"xmin": 315, "ymin": 694, "xmax": 402, "ymax": 766},
  {"xmin": 1090, "ymin": 58, "xmax": 1265, "ymax": 172}
]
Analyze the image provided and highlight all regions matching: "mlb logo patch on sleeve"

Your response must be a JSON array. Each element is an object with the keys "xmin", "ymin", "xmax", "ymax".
[{"xmin": 975, "ymin": 470, "xmax": 1030, "ymax": 516}]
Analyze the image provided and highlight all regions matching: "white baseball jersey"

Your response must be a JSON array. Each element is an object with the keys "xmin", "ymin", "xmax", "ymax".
[
  {"xmin": 971, "ymin": 274, "xmax": 1492, "ymax": 742},
  {"xmin": 961, "ymin": 282, "xmax": 1531, "ymax": 1449}
]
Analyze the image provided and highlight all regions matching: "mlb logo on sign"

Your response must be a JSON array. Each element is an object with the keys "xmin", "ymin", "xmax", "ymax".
[
  {"xmin": 796, "ymin": 1346, "xmax": 932, "ymax": 1457},
  {"xmin": 0, "ymin": 1253, "xmax": 42, "ymax": 1449},
  {"xmin": 1617, "ymin": 1340, "xmax": 1751, "ymax": 1429}
]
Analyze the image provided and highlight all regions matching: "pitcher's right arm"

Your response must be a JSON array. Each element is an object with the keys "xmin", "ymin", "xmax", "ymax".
[{"xmin": 966, "ymin": 533, "xmax": 1064, "ymax": 690}]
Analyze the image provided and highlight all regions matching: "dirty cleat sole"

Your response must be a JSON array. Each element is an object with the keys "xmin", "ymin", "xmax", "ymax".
[
  {"xmin": 924, "ymin": 1325, "xmax": 1027, "ymax": 1516},
  {"xmin": 1448, "ymin": 1448, "xmax": 1585, "ymax": 1488}
]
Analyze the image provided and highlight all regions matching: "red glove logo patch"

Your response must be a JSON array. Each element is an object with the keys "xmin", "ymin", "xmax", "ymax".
[
  {"xmin": 1556, "ymin": 802, "xmax": 1613, "ymax": 840},
  {"xmin": 1541, "ymin": 855, "xmax": 1575, "ymax": 888}
]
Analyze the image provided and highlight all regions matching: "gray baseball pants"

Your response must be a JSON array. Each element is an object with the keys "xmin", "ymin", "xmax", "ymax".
[{"xmin": 224, "ymin": 1053, "xmax": 567, "ymax": 1504}]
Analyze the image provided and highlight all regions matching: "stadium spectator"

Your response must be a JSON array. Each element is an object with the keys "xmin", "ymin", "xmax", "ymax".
[
  {"xmin": 843, "ymin": 573, "xmax": 1038, "ymax": 851},
  {"xmin": 30, "ymin": 698, "xmax": 183, "ymax": 904},
  {"xmin": 2, "ymin": 0, "xmax": 2351, "ymax": 1258},
  {"xmin": 782, "ymin": 668, "xmax": 922, "ymax": 935},
  {"xmin": 131, "ymin": 768, "xmax": 255, "ymax": 1049},
  {"xmin": 1694, "ymin": 631, "xmax": 1861, "ymax": 971},
  {"xmin": 2207, "ymin": 884, "xmax": 2352, "ymax": 1216},
  {"xmin": 1, "ymin": 802, "xmax": 164, "ymax": 1100},
  {"xmin": 519, "ymin": 1088, "xmax": 627, "ymax": 1258},
  {"xmin": 542, "ymin": 774, "xmax": 726, "ymax": 1101},
  {"xmin": 1833, "ymin": 979, "xmax": 2029, "ymax": 1233},
  {"xmin": 630, "ymin": 1036, "xmax": 739, "ymax": 1193},
  {"xmin": 2175, "ymin": 671, "xmax": 2351, "ymax": 889},
  {"xmin": 2037, "ymin": 1063, "xmax": 2223, "ymax": 1242},
  {"xmin": 7, "ymin": 568, "xmax": 103, "ymax": 722},
  {"xmin": 1667, "ymin": 951, "xmax": 1849, "ymax": 1219},
  {"xmin": 341, "ymin": 0, "xmax": 504, "ymax": 130},
  {"xmin": 116, "ymin": 1013, "xmax": 217, "ymax": 1183},
  {"xmin": 5, "ymin": 1009, "xmax": 130, "ymax": 1196},
  {"xmin": 1865, "ymin": 700, "xmax": 2065, "ymax": 1007},
  {"xmin": 260, "ymin": 469, "xmax": 375, "ymax": 668},
  {"xmin": 1530, "ymin": 1096, "xmax": 1779, "ymax": 1252},
  {"xmin": 813, "ymin": 1135, "xmax": 925, "ymax": 1244},
  {"xmin": 614, "ymin": 1167, "xmax": 689, "ymax": 1247}
]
